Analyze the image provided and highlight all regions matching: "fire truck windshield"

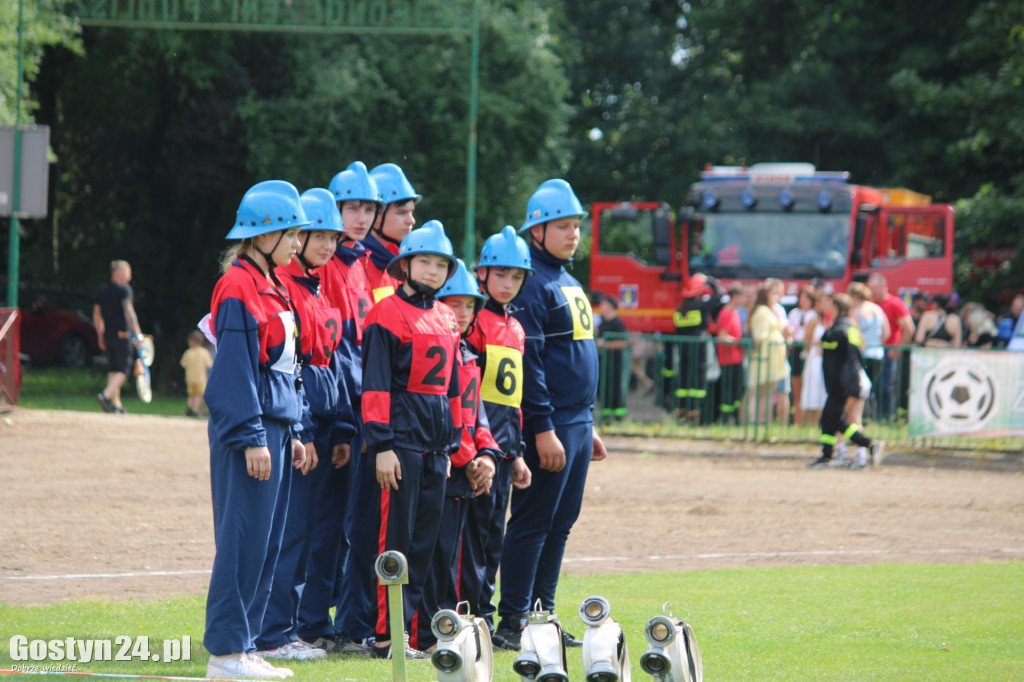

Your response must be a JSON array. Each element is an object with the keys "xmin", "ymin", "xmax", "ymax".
[{"xmin": 690, "ymin": 212, "xmax": 850, "ymax": 280}]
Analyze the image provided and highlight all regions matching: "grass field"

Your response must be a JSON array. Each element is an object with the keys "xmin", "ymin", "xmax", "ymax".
[
  {"xmin": 2, "ymin": 563, "xmax": 1022, "ymax": 681},
  {"xmin": 17, "ymin": 366, "xmax": 187, "ymax": 417}
]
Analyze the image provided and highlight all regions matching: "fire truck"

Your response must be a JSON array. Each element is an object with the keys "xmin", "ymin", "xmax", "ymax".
[{"xmin": 589, "ymin": 162, "xmax": 954, "ymax": 332}]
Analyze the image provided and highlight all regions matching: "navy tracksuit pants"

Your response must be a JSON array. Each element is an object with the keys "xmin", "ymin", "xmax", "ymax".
[
  {"xmin": 296, "ymin": 427, "xmax": 356, "ymax": 640},
  {"xmin": 254, "ymin": 431, "xmax": 315, "ymax": 651},
  {"xmin": 414, "ymin": 492, "xmax": 469, "ymax": 650},
  {"xmin": 498, "ymin": 420, "xmax": 593, "ymax": 622},
  {"xmin": 375, "ymin": 449, "xmax": 447, "ymax": 645},
  {"xmin": 204, "ymin": 420, "xmax": 292, "ymax": 656},
  {"xmin": 336, "ymin": 436, "xmax": 380, "ymax": 642},
  {"xmin": 460, "ymin": 456, "xmax": 514, "ymax": 631}
]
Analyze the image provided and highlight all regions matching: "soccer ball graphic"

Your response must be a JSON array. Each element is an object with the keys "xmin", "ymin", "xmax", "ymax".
[{"xmin": 924, "ymin": 360, "xmax": 996, "ymax": 431}]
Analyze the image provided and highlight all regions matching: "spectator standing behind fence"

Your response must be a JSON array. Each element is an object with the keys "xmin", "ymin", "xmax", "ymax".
[
  {"xmin": 846, "ymin": 282, "xmax": 887, "ymax": 464},
  {"xmin": 181, "ymin": 330, "xmax": 213, "ymax": 417},
  {"xmin": 787, "ymin": 286, "xmax": 818, "ymax": 426},
  {"xmin": 961, "ymin": 302, "xmax": 999, "ymax": 348},
  {"xmin": 707, "ymin": 285, "xmax": 747, "ymax": 423},
  {"xmin": 800, "ymin": 290, "xmax": 832, "ymax": 430},
  {"xmin": 914, "ymin": 293, "xmax": 962, "ymax": 347},
  {"xmin": 669, "ymin": 273, "xmax": 725, "ymax": 424},
  {"xmin": 766, "ymin": 278, "xmax": 794, "ymax": 425},
  {"xmin": 867, "ymin": 274, "xmax": 914, "ymax": 420},
  {"xmin": 596, "ymin": 295, "xmax": 629, "ymax": 421},
  {"xmin": 994, "ymin": 293, "xmax": 1023, "ymax": 347},
  {"xmin": 848, "ymin": 283, "xmax": 888, "ymax": 415},
  {"xmin": 748, "ymin": 284, "xmax": 787, "ymax": 424}
]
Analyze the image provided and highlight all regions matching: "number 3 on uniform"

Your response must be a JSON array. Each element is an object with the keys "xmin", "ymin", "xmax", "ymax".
[
  {"xmin": 481, "ymin": 345, "xmax": 523, "ymax": 407},
  {"xmin": 561, "ymin": 286, "xmax": 594, "ymax": 341}
]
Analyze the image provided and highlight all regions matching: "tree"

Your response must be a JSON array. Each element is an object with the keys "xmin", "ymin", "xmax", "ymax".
[
  {"xmin": 889, "ymin": 2, "xmax": 1024, "ymax": 306},
  {"xmin": 0, "ymin": 0, "xmax": 81, "ymax": 126},
  {"xmin": 20, "ymin": 1, "xmax": 568, "ymax": 387}
]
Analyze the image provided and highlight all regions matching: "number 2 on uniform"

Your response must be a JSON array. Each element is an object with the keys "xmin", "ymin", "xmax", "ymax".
[
  {"xmin": 561, "ymin": 286, "xmax": 594, "ymax": 340},
  {"xmin": 422, "ymin": 346, "xmax": 448, "ymax": 386}
]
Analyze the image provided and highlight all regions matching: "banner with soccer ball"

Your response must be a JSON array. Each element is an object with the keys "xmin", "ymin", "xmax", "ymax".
[{"xmin": 909, "ymin": 348, "xmax": 1024, "ymax": 438}]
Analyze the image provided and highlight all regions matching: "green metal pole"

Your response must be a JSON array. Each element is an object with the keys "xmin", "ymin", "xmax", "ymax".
[
  {"xmin": 7, "ymin": 0, "xmax": 25, "ymax": 308},
  {"xmin": 461, "ymin": 0, "xmax": 480, "ymax": 263}
]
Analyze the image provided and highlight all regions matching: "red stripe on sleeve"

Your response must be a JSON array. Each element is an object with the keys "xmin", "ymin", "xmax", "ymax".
[{"xmin": 362, "ymin": 390, "xmax": 392, "ymax": 425}]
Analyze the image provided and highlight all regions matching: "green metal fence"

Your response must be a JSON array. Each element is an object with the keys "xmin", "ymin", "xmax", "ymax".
[{"xmin": 596, "ymin": 331, "xmax": 1023, "ymax": 453}]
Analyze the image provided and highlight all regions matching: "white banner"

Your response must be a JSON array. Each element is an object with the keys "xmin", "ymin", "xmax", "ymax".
[{"xmin": 909, "ymin": 348, "xmax": 1024, "ymax": 438}]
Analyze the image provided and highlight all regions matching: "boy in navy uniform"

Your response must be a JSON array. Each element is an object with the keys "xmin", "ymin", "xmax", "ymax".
[
  {"xmin": 462, "ymin": 226, "xmax": 533, "ymax": 649},
  {"xmin": 298, "ymin": 162, "xmax": 381, "ymax": 655},
  {"xmin": 494, "ymin": 180, "xmax": 608, "ymax": 649},
  {"xmin": 362, "ymin": 163, "xmax": 420, "ymax": 303},
  {"xmin": 360, "ymin": 220, "xmax": 463, "ymax": 659},
  {"xmin": 414, "ymin": 258, "xmax": 499, "ymax": 651}
]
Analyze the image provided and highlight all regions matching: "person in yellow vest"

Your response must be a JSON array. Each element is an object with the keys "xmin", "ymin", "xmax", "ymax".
[{"xmin": 666, "ymin": 273, "xmax": 725, "ymax": 424}]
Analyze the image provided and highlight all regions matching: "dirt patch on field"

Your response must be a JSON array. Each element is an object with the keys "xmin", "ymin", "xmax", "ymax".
[{"xmin": 1, "ymin": 409, "xmax": 1022, "ymax": 606}]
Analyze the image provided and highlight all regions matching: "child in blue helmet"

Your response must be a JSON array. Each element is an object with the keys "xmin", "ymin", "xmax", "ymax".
[
  {"xmin": 255, "ymin": 188, "xmax": 357, "ymax": 662},
  {"xmin": 299, "ymin": 162, "xmax": 382, "ymax": 656},
  {"xmin": 360, "ymin": 220, "xmax": 463, "ymax": 659},
  {"xmin": 461, "ymin": 225, "xmax": 534, "ymax": 649},
  {"xmin": 494, "ymin": 180, "xmax": 608, "ymax": 650},
  {"xmin": 363, "ymin": 163, "xmax": 421, "ymax": 303},
  {"xmin": 203, "ymin": 180, "xmax": 309, "ymax": 680},
  {"xmin": 414, "ymin": 258, "xmax": 500, "ymax": 651}
]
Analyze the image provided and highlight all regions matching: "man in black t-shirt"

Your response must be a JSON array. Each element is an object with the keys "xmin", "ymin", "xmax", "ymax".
[
  {"xmin": 92, "ymin": 260, "xmax": 142, "ymax": 413},
  {"xmin": 596, "ymin": 295, "xmax": 629, "ymax": 421}
]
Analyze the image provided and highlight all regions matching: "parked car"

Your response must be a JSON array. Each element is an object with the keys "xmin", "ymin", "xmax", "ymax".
[{"xmin": 18, "ymin": 286, "xmax": 101, "ymax": 368}]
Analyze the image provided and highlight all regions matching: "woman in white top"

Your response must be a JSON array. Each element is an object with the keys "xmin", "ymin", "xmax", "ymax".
[
  {"xmin": 787, "ymin": 286, "xmax": 818, "ymax": 426},
  {"xmin": 800, "ymin": 291, "xmax": 832, "ymax": 428}
]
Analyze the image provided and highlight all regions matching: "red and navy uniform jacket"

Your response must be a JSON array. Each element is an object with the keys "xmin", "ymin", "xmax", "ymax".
[
  {"xmin": 509, "ymin": 243, "xmax": 599, "ymax": 432},
  {"xmin": 464, "ymin": 300, "xmax": 526, "ymax": 459},
  {"xmin": 446, "ymin": 339, "xmax": 501, "ymax": 499},
  {"xmin": 319, "ymin": 239, "xmax": 374, "ymax": 403},
  {"xmin": 204, "ymin": 257, "xmax": 303, "ymax": 449},
  {"xmin": 362, "ymin": 233, "xmax": 403, "ymax": 304},
  {"xmin": 276, "ymin": 259, "xmax": 356, "ymax": 442},
  {"xmin": 361, "ymin": 288, "xmax": 463, "ymax": 456}
]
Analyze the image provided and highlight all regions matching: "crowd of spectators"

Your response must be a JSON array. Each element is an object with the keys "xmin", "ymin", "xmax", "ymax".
[{"xmin": 594, "ymin": 278, "xmax": 1023, "ymax": 427}]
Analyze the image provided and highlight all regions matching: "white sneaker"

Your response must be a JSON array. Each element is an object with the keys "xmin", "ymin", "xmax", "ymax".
[
  {"xmin": 246, "ymin": 653, "xmax": 293, "ymax": 678},
  {"xmin": 206, "ymin": 653, "xmax": 291, "ymax": 680},
  {"xmin": 283, "ymin": 640, "xmax": 327, "ymax": 660},
  {"xmin": 259, "ymin": 641, "xmax": 326, "ymax": 661},
  {"xmin": 855, "ymin": 447, "xmax": 868, "ymax": 469},
  {"xmin": 870, "ymin": 441, "xmax": 886, "ymax": 467}
]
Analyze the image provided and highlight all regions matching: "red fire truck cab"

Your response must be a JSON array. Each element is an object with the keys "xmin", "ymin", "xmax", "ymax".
[{"xmin": 589, "ymin": 163, "xmax": 954, "ymax": 332}]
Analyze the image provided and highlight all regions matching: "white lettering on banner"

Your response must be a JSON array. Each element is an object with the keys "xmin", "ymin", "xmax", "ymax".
[{"xmin": 910, "ymin": 348, "xmax": 1024, "ymax": 438}]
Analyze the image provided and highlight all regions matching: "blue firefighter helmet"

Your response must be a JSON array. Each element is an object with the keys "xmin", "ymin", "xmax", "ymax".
[
  {"xmin": 519, "ymin": 178, "xmax": 587, "ymax": 233},
  {"xmin": 370, "ymin": 163, "xmax": 421, "ymax": 205},
  {"xmin": 386, "ymin": 219, "xmax": 457, "ymax": 281},
  {"xmin": 227, "ymin": 180, "xmax": 311, "ymax": 239},
  {"xmin": 438, "ymin": 258, "xmax": 486, "ymax": 304},
  {"xmin": 299, "ymin": 188, "xmax": 344, "ymax": 232},
  {"xmin": 328, "ymin": 161, "xmax": 383, "ymax": 205},
  {"xmin": 476, "ymin": 225, "xmax": 534, "ymax": 273}
]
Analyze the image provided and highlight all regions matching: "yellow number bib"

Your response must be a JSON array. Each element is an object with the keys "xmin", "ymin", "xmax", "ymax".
[
  {"xmin": 560, "ymin": 286, "xmax": 594, "ymax": 341},
  {"xmin": 481, "ymin": 344, "xmax": 523, "ymax": 407}
]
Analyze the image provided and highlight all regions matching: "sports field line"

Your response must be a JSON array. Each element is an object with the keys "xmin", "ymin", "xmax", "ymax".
[{"xmin": 3, "ymin": 547, "xmax": 1021, "ymax": 582}]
